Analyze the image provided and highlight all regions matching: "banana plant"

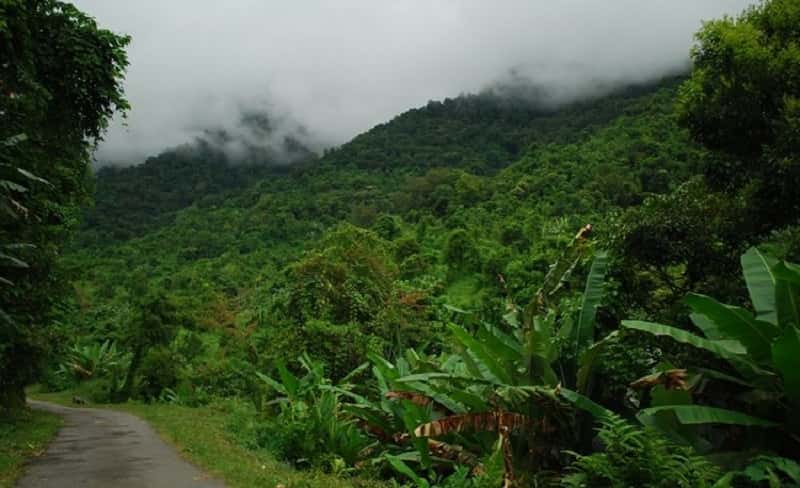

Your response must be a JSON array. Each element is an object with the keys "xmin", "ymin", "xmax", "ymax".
[
  {"xmin": 0, "ymin": 134, "xmax": 50, "ymax": 319},
  {"xmin": 60, "ymin": 340, "xmax": 129, "ymax": 382},
  {"xmin": 619, "ymin": 247, "xmax": 800, "ymax": 446},
  {"xmin": 346, "ymin": 226, "xmax": 613, "ymax": 485},
  {"xmin": 255, "ymin": 354, "xmax": 372, "ymax": 467}
]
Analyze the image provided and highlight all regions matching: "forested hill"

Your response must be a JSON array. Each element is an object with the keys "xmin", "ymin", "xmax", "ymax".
[
  {"xmin": 64, "ymin": 75, "xmax": 704, "ymax": 340},
  {"xmin": 78, "ymin": 76, "xmax": 685, "ymax": 245},
  {"xmin": 320, "ymin": 78, "xmax": 681, "ymax": 172},
  {"xmin": 82, "ymin": 133, "xmax": 316, "ymax": 243}
]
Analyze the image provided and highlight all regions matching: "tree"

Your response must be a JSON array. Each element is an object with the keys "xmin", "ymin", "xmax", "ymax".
[
  {"xmin": 118, "ymin": 292, "xmax": 181, "ymax": 402},
  {"xmin": 0, "ymin": 0, "xmax": 129, "ymax": 412},
  {"xmin": 677, "ymin": 0, "xmax": 800, "ymax": 229},
  {"xmin": 284, "ymin": 224, "xmax": 396, "ymax": 326}
]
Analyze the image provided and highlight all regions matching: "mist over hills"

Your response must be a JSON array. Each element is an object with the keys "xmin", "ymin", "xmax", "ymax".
[{"xmin": 78, "ymin": 75, "xmax": 687, "ymax": 246}]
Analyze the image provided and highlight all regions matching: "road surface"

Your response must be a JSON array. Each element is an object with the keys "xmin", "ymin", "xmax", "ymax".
[{"xmin": 17, "ymin": 400, "xmax": 225, "ymax": 488}]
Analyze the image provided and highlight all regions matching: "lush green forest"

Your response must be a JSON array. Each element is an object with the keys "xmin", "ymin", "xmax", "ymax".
[{"xmin": 3, "ymin": 0, "xmax": 800, "ymax": 487}]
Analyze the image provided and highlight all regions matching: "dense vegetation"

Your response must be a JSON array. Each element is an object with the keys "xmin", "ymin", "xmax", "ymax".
[
  {"xmin": 4, "ymin": 0, "xmax": 800, "ymax": 486},
  {"xmin": 0, "ymin": 0, "xmax": 129, "ymax": 411}
]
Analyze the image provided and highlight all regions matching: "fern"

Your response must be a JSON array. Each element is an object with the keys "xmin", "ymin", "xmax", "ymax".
[{"xmin": 561, "ymin": 414, "xmax": 720, "ymax": 488}]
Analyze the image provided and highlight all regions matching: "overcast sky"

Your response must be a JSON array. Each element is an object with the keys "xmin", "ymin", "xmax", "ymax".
[{"xmin": 72, "ymin": 0, "xmax": 754, "ymax": 164}]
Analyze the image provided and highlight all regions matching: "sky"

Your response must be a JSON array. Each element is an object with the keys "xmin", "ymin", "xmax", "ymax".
[{"xmin": 71, "ymin": 0, "xmax": 755, "ymax": 165}]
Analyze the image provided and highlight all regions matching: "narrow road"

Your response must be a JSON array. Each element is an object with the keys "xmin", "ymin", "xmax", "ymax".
[{"xmin": 17, "ymin": 400, "xmax": 225, "ymax": 488}]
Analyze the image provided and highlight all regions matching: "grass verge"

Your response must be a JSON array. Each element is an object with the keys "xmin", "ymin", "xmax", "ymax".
[
  {"xmin": 29, "ymin": 390, "xmax": 383, "ymax": 488},
  {"xmin": 0, "ymin": 409, "xmax": 62, "ymax": 488}
]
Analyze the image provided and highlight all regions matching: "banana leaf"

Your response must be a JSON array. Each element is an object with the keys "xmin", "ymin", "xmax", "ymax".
[
  {"xmin": 574, "ymin": 251, "xmax": 608, "ymax": 356},
  {"xmin": 773, "ymin": 262, "xmax": 800, "ymax": 328},
  {"xmin": 637, "ymin": 405, "xmax": 777, "ymax": 427},
  {"xmin": 559, "ymin": 387, "xmax": 615, "ymax": 419},
  {"xmin": 449, "ymin": 323, "xmax": 512, "ymax": 384},
  {"xmin": 772, "ymin": 326, "xmax": 800, "ymax": 406},
  {"xmin": 690, "ymin": 312, "xmax": 723, "ymax": 340},
  {"xmin": 621, "ymin": 320, "xmax": 748, "ymax": 359},
  {"xmin": 684, "ymin": 293, "xmax": 778, "ymax": 362},
  {"xmin": 741, "ymin": 247, "xmax": 778, "ymax": 325}
]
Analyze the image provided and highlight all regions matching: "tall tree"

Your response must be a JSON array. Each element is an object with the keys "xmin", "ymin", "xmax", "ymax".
[
  {"xmin": 678, "ymin": 0, "xmax": 800, "ymax": 229},
  {"xmin": 613, "ymin": 0, "xmax": 800, "ymax": 319},
  {"xmin": 0, "ymin": 0, "xmax": 129, "ymax": 412}
]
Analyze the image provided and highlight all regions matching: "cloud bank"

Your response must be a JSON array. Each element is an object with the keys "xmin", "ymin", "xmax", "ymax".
[{"xmin": 71, "ymin": 0, "xmax": 755, "ymax": 165}]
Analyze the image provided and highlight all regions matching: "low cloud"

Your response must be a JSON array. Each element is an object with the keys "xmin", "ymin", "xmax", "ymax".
[{"xmin": 71, "ymin": 0, "xmax": 755, "ymax": 165}]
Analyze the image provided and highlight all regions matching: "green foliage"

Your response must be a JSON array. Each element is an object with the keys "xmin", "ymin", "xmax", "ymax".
[
  {"xmin": 115, "ymin": 292, "xmax": 183, "ymax": 402},
  {"xmin": 284, "ymin": 224, "xmax": 396, "ymax": 325},
  {"xmin": 138, "ymin": 346, "xmax": 180, "ymax": 400},
  {"xmin": 252, "ymin": 355, "xmax": 371, "ymax": 470},
  {"xmin": 0, "ymin": 0, "xmax": 129, "ymax": 411},
  {"xmin": 561, "ymin": 414, "xmax": 720, "ymax": 488},
  {"xmin": 336, "ymin": 246, "xmax": 611, "ymax": 486},
  {"xmin": 79, "ymin": 142, "xmax": 307, "ymax": 243},
  {"xmin": 621, "ymin": 248, "xmax": 800, "ymax": 453},
  {"xmin": 678, "ymin": 0, "xmax": 800, "ymax": 230},
  {"xmin": 59, "ymin": 340, "xmax": 128, "ymax": 384},
  {"xmin": 715, "ymin": 455, "xmax": 800, "ymax": 487},
  {"xmin": 443, "ymin": 229, "xmax": 480, "ymax": 271}
]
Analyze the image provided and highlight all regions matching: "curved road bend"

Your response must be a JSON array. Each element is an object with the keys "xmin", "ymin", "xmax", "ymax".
[{"xmin": 17, "ymin": 400, "xmax": 225, "ymax": 488}]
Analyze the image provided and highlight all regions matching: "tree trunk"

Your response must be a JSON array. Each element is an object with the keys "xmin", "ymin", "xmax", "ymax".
[{"xmin": 118, "ymin": 346, "xmax": 143, "ymax": 402}]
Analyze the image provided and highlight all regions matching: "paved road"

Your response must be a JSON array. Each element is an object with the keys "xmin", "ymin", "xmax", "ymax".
[{"xmin": 17, "ymin": 400, "xmax": 225, "ymax": 488}]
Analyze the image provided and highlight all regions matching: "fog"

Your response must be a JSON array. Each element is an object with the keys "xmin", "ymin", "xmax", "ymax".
[{"xmin": 71, "ymin": 0, "xmax": 755, "ymax": 165}]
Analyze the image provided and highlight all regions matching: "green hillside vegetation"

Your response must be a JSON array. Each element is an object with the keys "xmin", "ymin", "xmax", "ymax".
[{"xmin": 3, "ymin": 0, "xmax": 800, "ymax": 486}]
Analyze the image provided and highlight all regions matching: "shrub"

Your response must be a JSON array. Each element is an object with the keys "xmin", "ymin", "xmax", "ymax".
[
  {"xmin": 137, "ymin": 346, "xmax": 179, "ymax": 400},
  {"xmin": 561, "ymin": 415, "xmax": 720, "ymax": 488}
]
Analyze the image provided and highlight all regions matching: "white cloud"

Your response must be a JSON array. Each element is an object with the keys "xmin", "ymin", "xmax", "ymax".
[{"xmin": 71, "ymin": 0, "xmax": 755, "ymax": 164}]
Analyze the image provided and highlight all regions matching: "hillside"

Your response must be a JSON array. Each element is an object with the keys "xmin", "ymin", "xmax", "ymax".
[
  {"xmin": 76, "ymin": 77, "xmax": 687, "ymax": 245},
  {"xmin": 61, "ymin": 77, "xmax": 702, "ymax": 340}
]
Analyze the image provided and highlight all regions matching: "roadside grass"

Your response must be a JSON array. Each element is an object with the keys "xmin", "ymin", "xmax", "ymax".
[
  {"xmin": 29, "ymin": 390, "xmax": 385, "ymax": 488},
  {"xmin": 0, "ymin": 408, "xmax": 62, "ymax": 488}
]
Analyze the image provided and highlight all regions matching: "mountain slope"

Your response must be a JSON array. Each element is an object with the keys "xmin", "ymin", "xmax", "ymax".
[{"xmin": 62, "ymin": 76, "xmax": 702, "ymax": 334}]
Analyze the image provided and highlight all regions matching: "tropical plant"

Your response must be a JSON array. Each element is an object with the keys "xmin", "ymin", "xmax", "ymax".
[
  {"xmin": 713, "ymin": 455, "xmax": 800, "ymax": 487},
  {"xmin": 561, "ymin": 413, "xmax": 720, "ymax": 488},
  {"xmin": 342, "ymin": 226, "xmax": 613, "ymax": 485},
  {"xmin": 255, "ymin": 354, "xmax": 372, "ymax": 470},
  {"xmin": 619, "ymin": 247, "xmax": 800, "ymax": 451},
  {"xmin": 59, "ymin": 340, "xmax": 128, "ymax": 382}
]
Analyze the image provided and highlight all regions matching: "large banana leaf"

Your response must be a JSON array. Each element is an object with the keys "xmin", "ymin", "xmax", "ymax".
[
  {"xmin": 449, "ymin": 323, "xmax": 512, "ymax": 384},
  {"xmin": 621, "ymin": 320, "xmax": 747, "ymax": 360},
  {"xmin": 773, "ymin": 261, "xmax": 800, "ymax": 284},
  {"xmin": 684, "ymin": 293, "xmax": 778, "ymax": 362},
  {"xmin": 773, "ymin": 262, "xmax": 800, "ymax": 328},
  {"xmin": 741, "ymin": 247, "xmax": 778, "ymax": 325},
  {"xmin": 772, "ymin": 326, "xmax": 800, "ymax": 406},
  {"xmin": 275, "ymin": 361, "xmax": 301, "ymax": 398},
  {"xmin": 559, "ymin": 387, "xmax": 615, "ymax": 419},
  {"xmin": 637, "ymin": 405, "xmax": 777, "ymax": 427},
  {"xmin": 574, "ymin": 251, "xmax": 608, "ymax": 357},
  {"xmin": 690, "ymin": 312, "xmax": 724, "ymax": 339},
  {"xmin": 622, "ymin": 320, "xmax": 772, "ymax": 380},
  {"xmin": 476, "ymin": 324, "xmax": 524, "ymax": 363},
  {"xmin": 394, "ymin": 372, "xmax": 497, "ymax": 386},
  {"xmin": 255, "ymin": 371, "xmax": 289, "ymax": 396}
]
